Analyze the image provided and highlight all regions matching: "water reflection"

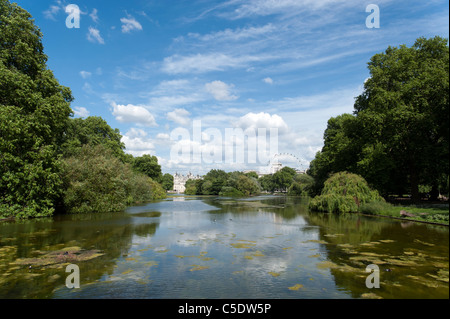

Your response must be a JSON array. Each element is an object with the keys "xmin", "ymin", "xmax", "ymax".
[{"xmin": 0, "ymin": 195, "xmax": 448, "ymax": 299}]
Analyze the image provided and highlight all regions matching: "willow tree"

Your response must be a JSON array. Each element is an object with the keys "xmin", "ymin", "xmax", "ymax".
[{"xmin": 0, "ymin": 0, "xmax": 73, "ymax": 218}]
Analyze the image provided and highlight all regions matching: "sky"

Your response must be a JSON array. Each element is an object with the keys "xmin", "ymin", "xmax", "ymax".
[{"xmin": 13, "ymin": 0, "xmax": 449, "ymax": 175}]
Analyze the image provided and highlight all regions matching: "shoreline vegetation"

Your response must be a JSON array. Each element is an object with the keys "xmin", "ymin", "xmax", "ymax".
[{"xmin": 1, "ymin": 1, "xmax": 448, "ymax": 227}]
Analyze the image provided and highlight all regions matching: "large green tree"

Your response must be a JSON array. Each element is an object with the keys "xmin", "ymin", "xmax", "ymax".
[
  {"xmin": 59, "ymin": 116, "xmax": 127, "ymax": 161},
  {"xmin": 161, "ymin": 173, "xmax": 174, "ymax": 191},
  {"xmin": 355, "ymin": 36, "xmax": 449, "ymax": 202},
  {"xmin": 310, "ymin": 37, "xmax": 449, "ymax": 202},
  {"xmin": 132, "ymin": 154, "xmax": 163, "ymax": 183},
  {"xmin": 0, "ymin": 0, "xmax": 73, "ymax": 218}
]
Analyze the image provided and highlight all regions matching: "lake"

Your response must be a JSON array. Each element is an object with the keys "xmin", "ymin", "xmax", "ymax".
[{"xmin": 0, "ymin": 195, "xmax": 448, "ymax": 299}]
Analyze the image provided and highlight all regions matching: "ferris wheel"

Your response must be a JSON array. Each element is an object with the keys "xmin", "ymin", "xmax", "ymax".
[{"xmin": 268, "ymin": 153, "xmax": 309, "ymax": 172}]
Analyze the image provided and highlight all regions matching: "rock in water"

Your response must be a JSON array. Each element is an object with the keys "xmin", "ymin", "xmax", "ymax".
[{"xmin": 400, "ymin": 210, "xmax": 415, "ymax": 218}]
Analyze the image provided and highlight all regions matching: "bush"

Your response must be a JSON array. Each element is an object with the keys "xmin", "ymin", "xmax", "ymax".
[
  {"xmin": 62, "ymin": 144, "xmax": 163, "ymax": 214},
  {"xmin": 359, "ymin": 201, "xmax": 393, "ymax": 215},
  {"xmin": 309, "ymin": 171, "xmax": 384, "ymax": 213},
  {"xmin": 219, "ymin": 186, "xmax": 245, "ymax": 197}
]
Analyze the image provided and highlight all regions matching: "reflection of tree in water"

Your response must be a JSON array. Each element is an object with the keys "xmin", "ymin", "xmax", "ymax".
[
  {"xmin": 0, "ymin": 211, "xmax": 160, "ymax": 298},
  {"xmin": 202, "ymin": 196, "xmax": 310, "ymax": 221},
  {"xmin": 304, "ymin": 212, "xmax": 449, "ymax": 298}
]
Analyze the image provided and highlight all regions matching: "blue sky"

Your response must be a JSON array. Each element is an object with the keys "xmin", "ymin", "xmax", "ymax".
[{"xmin": 14, "ymin": 0, "xmax": 449, "ymax": 174}]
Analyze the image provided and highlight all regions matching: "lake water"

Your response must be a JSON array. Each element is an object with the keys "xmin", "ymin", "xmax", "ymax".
[{"xmin": 0, "ymin": 195, "xmax": 448, "ymax": 299}]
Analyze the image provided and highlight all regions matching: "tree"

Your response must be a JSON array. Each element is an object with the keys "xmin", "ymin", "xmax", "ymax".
[
  {"xmin": 309, "ymin": 37, "xmax": 449, "ymax": 202},
  {"xmin": 62, "ymin": 144, "xmax": 154, "ymax": 214},
  {"xmin": 132, "ymin": 155, "xmax": 163, "ymax": 183},
  {"xmin": 161, "ymin": 173, "xmax": 174, "ymax": 191},
  {"xmin": 259, "ymin": 174, "xmax": 276, "ymax": 193},
  {"xmin": 309, "ymin": 172, "xmax": 384, "ymax": 213},
  {"xmin": 184, "ymin": 179, "xmax": 198, "ymax": 195},
  {"xmin": 273, "ymin": 167, "xmax": 297, "ymax": 192},
  {"xmin": 59, "ymin": 116, "xmax": 126, "ymax": 161},
  {"xmin": 202, "ymin": 169, "xmax": 228, "ymax": 195},
  {"xmin": 1, "ymin": 0, "xmax": 73, "ymax": 218},
  {"xmin": 308, "ymin": 114, "xmax": 361, "ymax": 193},
  {"xmin": 235, "ymin": 174, "xmax": 260, "ymax": 196},
  {"xmin": 288, "ymin": 174, "xmax": 315, "ymax": 196},
  {"xmin": 354, "ymin": 36, "xmax": 449, "ymax": 202}
]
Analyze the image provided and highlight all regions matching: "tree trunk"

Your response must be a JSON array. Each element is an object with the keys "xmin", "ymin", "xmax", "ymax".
[{"xmin": 410, "ymin": 162, "xmax": 420, "ymax": 204}]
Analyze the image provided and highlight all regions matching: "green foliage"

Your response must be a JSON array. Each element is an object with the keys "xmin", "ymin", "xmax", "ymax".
[
  {"xmin": 245, "ymin": 171, "xmax": 259, "ymax": 179},
  {"xmin": 148, "ymin": 178, "xmax": 168, "ymax": 201},
  {"xmin": 308, "ymin": 114, "xmax": 360, "ymax": 193},
  {"xmin": 259, "ymin": 174, "xmax": 277, "ymax": 192},
  {"xmin": 273, "ymin": 167, "xmax": 297, "ymax": 192},
  {"xmin": 132, "ymin": 154, "xmax": 163, "ymax": 183},
  {"xmin": 219, "ymin": 186, "xmax": 245, "ymax": 197},
  {"xmin": 62, "ymin": 144, "xmax": 162, "ymax": 214},
  {"xmin": 1, "ymin": 0, "xmax": 72, "ymax": 218},
  {"xmin": 288, "ymin": 174, "xmax": 315, "ymax": 196},
  {"xmin": 309, "ymin": 172, "xmax": 384, "ymax": 213},
  {"xmin": 184, "ymin": 179, "xmax": 199, "ymax": 195},
  {"xmin": 359, "ymin": 201, "xmax": 394, "ymax": 215},
  {"xmin": 161, "ymin": 173, "xmax": 174, "ymax": 191},
  {"xmin": 309, "ymin": 37, "xmax": 449, "ymax": 202},
  {"xmin": 59, "ymin": 117, "xmax": 126, "ymax": 161}
]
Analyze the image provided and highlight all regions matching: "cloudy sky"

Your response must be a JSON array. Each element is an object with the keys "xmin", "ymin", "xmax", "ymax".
[{"xmin": 15, "ymin": 0, "xmax": 449, "ymax": 174}]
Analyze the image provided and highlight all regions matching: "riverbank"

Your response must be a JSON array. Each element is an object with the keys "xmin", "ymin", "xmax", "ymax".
[{"xmin": 359, "ymin": 201, "xmax": 449, "ymax": 226}]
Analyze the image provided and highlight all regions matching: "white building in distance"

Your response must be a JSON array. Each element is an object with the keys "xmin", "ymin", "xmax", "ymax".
[{"xmin": 173, "ymin": 172, "xmax": 202, "ymax": 193}]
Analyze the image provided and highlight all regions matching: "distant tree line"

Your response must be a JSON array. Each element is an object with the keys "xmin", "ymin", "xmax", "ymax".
[{"xmin": 184, "ymin": 167, "xmax": 315, "ymax": 197}]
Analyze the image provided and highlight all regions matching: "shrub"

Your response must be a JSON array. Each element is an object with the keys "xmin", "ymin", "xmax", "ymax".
[
  {"xmin": 62, "ymin": 144, "xmax": 163, "ymax": 214},
  {"xmin": 359, "ymin": 201, "xmax": 394, "ymax": 215},
  {"xmin": 309, "ymin": 171, "xmax": 384, "ymax": 213},
  {"xmin": 219, "ymin": 186, "xmax": 245, "ymax": 197}
]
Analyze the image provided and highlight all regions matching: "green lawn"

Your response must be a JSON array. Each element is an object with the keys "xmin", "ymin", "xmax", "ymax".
[{"xmin": 360, "ymin": 201, "xmax": 449, "ymax": 225}]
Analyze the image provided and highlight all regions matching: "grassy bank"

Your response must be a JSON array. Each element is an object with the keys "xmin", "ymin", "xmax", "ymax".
[{"xmin": 360, "ymin": 201, "xmax": 449, "ymax": 225}]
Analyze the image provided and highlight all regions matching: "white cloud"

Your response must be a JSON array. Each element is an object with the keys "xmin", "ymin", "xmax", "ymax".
[
  {"xmin": 263, "ymin": 77, "xmax": 273, "ymax": 84},
  {"xmin": 205, "ymin": 81, "xmax": 239, "ymax": 101},
  {"xmin": 167, "ymin": 108, "xmax": 191, "ymax": 126},
  {"xmin": 72, "ymin": 106, "xmax": 90, "ymax": 118},
  {"xmin": 223, "ymin": 0, "xmax": 375, "ymax": 19},
  {"xmin": 87, "ymin": 27, "xmax": 105, "ymax": 44},
  {"xmin": 188, "ymin": 23, "xmax": 276, "ymax": 42},
  {"xmin": 236, "ymin": 112, "xmax": 289, "ymax": 134},
  {"xmin": 150, "ymin": 95, "xmax": 203, "ymax": 110},
  {"xmin": 122, "ymin": 129, "xmax": 155, "ymax": 157},
  {"xmin": 121, "ymin": 16, "xmax": 143, "ymax": 33},
  {"xmin": 111, "ymin": 102, "xmax": 158, "ymax": 127},
  {"xmin": 79, "ymin": 71, "xmax": 92, "ymax": 79},
  {"xmin": 156, "ymin": 133, "xmax": 170, "ymax": 140},
  {"xmin": 43, "ymin": 2, "xmax": 62, "ymax": 20},
  {"xmin": 161, "ymin": 53, "xmax": 271, "ymax": 74},
  {"xmin": 90, "ymin": 8, "xmax": 99, "ymax": 23}
]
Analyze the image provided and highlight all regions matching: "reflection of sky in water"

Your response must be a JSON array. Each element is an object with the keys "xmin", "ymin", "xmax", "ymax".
[
  {"xmin": 54, "ymin": 196, "xmax": 351, "ymax": 298},
  {"xmin": 45, "ymin": 196, "xmax": 449, "ymax": 299}
]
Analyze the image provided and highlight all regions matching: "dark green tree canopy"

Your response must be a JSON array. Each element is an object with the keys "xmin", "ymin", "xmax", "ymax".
[
  {"xmin": 59, "ymin": 116, "xmax": 126, "ymax": 160},
  {"xmin": 132, "ymin": 154, "xmax": 163, "ymax": 182},
  {"xmin": 162, "ymin": 173, "xmax": 174, "ymax": 191},
  {"xmin": 1, "ymin": 0, "xmax": 73, "ymax": 218},
  {"xmin": 310, "ymin": 36, "xmax": 449, "ymax": 202}
]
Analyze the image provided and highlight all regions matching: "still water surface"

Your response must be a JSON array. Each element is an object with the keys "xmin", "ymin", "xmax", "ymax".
[{"xmin": 0, "ymin": 195, "xmax": 448, "ymax": 299}]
